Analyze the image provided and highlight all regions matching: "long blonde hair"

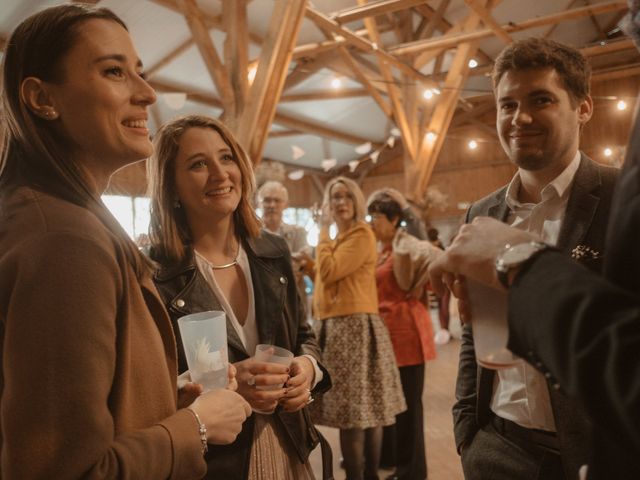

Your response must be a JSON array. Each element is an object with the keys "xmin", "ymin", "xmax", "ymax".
[{"xmin": 147, "ymin": 114, "xmax": 261, "ymax": 263}]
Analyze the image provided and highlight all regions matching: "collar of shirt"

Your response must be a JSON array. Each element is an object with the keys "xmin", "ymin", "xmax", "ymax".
[{"xmin": 505, "ymin": 151, "xmax": 581, "ymax": 211}]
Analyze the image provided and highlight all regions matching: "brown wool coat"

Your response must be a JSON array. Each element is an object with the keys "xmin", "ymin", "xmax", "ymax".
[{"xmin": 0, "ymin": 187, "xmax": 206, "ymax": 479}]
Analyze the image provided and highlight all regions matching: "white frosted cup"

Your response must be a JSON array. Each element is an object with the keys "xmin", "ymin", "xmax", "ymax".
[
  {"xmin": 178, "ymin": 311, "xmax": 229, "ymax": 391},
  {"xmin": 254, "ymin": 344, "xmax": 294, "ymax": 390},
  {"xmin": 466, "ymin": 280, "xmax": 520, "ymax": 369}
]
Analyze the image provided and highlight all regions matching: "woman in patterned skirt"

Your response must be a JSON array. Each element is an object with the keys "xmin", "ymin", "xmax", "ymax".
[{"xmin": 311, "ymin": 176, "xmax": 406, "ymax": 480}]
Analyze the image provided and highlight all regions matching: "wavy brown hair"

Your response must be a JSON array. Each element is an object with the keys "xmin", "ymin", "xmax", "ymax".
[
  {"xmin": 0, "ymin": 4, "xmax": 149, "ymax": 278},
  {"xmin": 147, "ymin": 114, "xmax": 261, "ymax": 263}
]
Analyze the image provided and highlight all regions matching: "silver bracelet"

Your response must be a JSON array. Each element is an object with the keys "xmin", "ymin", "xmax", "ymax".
[{"xmin": 187, "ymin": 408, "xmax": 208, "ymax": 455}]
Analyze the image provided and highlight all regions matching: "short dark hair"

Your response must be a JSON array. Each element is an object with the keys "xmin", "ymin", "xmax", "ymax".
[
  {"xmin": 492, "ymin": 37, "xmax": 591, "ymax": 106},
  {"xmin": 367, "ymin": 193, "xmax": 404, "ymax": 226}
]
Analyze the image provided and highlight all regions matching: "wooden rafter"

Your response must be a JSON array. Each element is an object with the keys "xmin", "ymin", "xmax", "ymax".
[
  {"xmin": 411, "ymin": 1, "xmax": 488, "ymax": 199},
  {"xmin": 357, "ymin": 0, "xmax": 416, "ymax": 159},
  {"xmin": 391, "ymin": 1, "xmax": 627, "ymax": 56},
  {"xmin": 150, "ymin": 78, "xmax": 376, "ymax": 146},
  {"xmin": 465, "ymin": 0, "xmax": 513, "ymax": 44},
  {"xmin": 332, "ymin": 0, "xmax": 427, "ymax": 24},
  {"xmin": 151, "ymin": 0, "xmax": 264, "ymax": 44},
  {"xmin": 336, "ymin": 46, "xmax": 393, "ymax": 117},
  {"xmin": 305, "ymin": 6, "xmax": 439, "ymax": 89},
  {"xmin": 268, "ymin": 130, "xmax": 302, "ymax": 138},
  {"xmin": 412, "ymin": 2, "xmax": 493, "ymax": 66},
  {"xmin": 177, "ymin": 0, "xmax": 235, "ymax": 116},
  {"xmin": 223, "ymin": 0, "xmax": 249, "ymax": 116},
  {"xmin": 145, "ymin": 37, "xmax": 194, "ymax": 80},
  {"xmin": 236, "ymin": 0, "xmax": 307, "ymax": 163},
  {"xmin": 280, "ymin": 88, "xmax": 370, "ymax": 102}
]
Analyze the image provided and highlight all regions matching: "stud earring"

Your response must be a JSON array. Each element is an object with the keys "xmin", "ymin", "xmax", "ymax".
[{"xmin": 173, "ymin": 199, "xmax": 181, "ymax": 209}]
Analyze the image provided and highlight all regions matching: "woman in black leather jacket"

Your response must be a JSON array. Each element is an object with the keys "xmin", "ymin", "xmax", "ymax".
[{"xmin": 147, "ymin": 114, "xmax": 332, "ymax": 480}]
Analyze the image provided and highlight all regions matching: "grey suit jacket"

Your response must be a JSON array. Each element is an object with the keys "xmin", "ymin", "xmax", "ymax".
[{"xmin": 453, "ymin": 154, "xmax": 619, "ymax": 479}]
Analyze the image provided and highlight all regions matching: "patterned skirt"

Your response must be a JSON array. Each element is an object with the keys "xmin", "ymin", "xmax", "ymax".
[
  {"xmin": 248, "ymin": 414, "xmax": 315, "ymax": 480},
  {"xmin": 310, "ymin": 313, "xmax": 406, "ymax": 429}
]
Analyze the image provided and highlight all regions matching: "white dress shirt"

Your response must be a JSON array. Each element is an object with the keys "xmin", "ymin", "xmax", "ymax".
[{"xmin": 490, "ymin": 151, "xmax": 581, "ymax": 432}]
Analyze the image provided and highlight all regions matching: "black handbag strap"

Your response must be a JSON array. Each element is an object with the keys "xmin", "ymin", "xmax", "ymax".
[{"xmin": 318, "ymin": 428, "xmax": 334, "ymax": 480}]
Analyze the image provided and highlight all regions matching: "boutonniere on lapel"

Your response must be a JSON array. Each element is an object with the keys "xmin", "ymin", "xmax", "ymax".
[{"xmin": 571, "ymin": 245, "xmax": 601, "ymax": 261}]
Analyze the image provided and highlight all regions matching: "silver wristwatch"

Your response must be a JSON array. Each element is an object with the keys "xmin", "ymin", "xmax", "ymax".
[{"xmin": 495, "ymin": 241, "xmax": 548, "ymax": 288}]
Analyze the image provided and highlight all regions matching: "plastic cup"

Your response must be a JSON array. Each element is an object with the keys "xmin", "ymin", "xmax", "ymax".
[
  {"xmin": 253, "ymin": 344, "xmax": 294, "ymax": 390},
  {"xmin": 178, "ymin": 311, "xmax": 229, "ymax": 391},
  {"xmin": 466, "ymin": 280, "xmax": 520, "ymax": 369}
]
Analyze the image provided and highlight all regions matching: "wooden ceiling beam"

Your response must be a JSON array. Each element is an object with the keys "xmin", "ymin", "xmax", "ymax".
[
  {"xmin": 544, "ymin": 0, "xmax": 578, "ymax": 38},
  {"xmin": 237, "ymin": 0, "xmax": 307, "ymax": 163},
  {"xmin": 177, "ymin": 0, "xmax": 235, "ymax": 116},
  {"xmin": 280, "ymin": 88, "xmax": 371, "ymax": 102},
  {"xmin": 412, "ymin": 1, "xmax": 487, "ymax": 199},
  {"xmin": 331, "ymin": 0, "xmax": 427, "ymax": 25},
  {"xmin": 150, "ymin": 79, "xmax": 375, "ymax": 145},
  {"xmin": 357, "ymin": 0, "xmax": 416, "ymax": 159},
  {"xmin": 337, "ymin": 46, "xmax": 393, "ymax": 117},
  {"xmin": 465, "ymin": 0, "xmax": 513, "ymax": 44},
  {"xmin": 268, "ymin": 130, "xmax": 302, "ymax": 138},
  {"xmin": 592, "ymin": 63, "xmax": 640, "ymax": 82},
  {"xmin": 391, "ymin": 1, "xmax": 627, "ymax": 56},
  {"xmin": 151, "ymin": 0, "xmax": 264, "ymax": 44},
  {"xmin": 305, "ymin": 6, "xmax": 439, "ymax": 89},
  {"xmin": 273, "ymin": 112, "xmax": 377, "ymax": 146},
  {"xmin": 413, "ymin": 3, "xmax": 493, "ymax": 65},
  {"xmin": 224, "ymin": 0, "xmax": 249, "ymax": 116}
]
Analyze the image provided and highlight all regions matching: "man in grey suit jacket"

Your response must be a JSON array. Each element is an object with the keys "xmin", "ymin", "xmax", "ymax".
[{"xmin": 453, "ymin": 38, "xmax": 618, "ymax": 480}]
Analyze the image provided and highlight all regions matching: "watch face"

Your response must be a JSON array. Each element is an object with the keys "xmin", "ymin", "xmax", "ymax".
[{"xmin": 501, "ymin": 242, "xmax": 544, "ymax": 266}]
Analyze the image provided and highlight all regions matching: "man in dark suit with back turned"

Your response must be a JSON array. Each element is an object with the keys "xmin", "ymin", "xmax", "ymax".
[
  {"xmin": 430, "ymin": 3, "xmax": 640, "ymax": 478},
  {"xmin": 452, "ymin": 37, "xmax": 619, "ymax": 480}
]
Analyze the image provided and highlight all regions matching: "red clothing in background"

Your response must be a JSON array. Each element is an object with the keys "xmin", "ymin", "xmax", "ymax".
[{"xmin": 375, "ymin": 248, "xmax": 436, "ymax": 367}]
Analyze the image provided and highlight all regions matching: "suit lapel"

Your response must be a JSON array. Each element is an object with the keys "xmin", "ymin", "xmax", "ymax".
[{"xmin": 556, "ymin": 155, "xmax": 601, "ymax": 252}]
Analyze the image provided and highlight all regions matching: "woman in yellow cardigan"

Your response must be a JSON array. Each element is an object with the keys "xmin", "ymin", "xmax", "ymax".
[{"xmin": 311, "ymin": 176, "xmax": 405, "ymax": 480}]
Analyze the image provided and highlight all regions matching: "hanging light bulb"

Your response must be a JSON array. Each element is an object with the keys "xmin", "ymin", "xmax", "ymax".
[
  {"xmin": 617, "ymin": 100, "xmax": 628, "ymax": 111},
  {"xmin": 468, "ymin": 59, "xmax": 478, "ymax": 69},
  {"xmin": 604, "ymin": 147, "xmax": 613, "ymax": 157},
  {"xmin": 331, "ymin": 77, "xmax": 342, "ymax": 89},
  {"xmin": 468, "ymin": 140, "xmax": 478, "ymax": 150},
  {"xmin": 425, "ymin": 131, "xmax": 437, "ymax": 143},
  {"xmin": 423, "ymin": 89, "xmax": 434, "ymax": 100}
]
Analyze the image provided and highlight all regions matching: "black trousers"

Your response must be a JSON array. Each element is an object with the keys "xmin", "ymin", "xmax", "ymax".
[{"xmin": 383, "ymin": 363, "xmax": 427, "ymax": 480}]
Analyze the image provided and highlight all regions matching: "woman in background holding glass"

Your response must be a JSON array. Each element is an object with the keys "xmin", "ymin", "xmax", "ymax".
[{"xmin": 311, "ymin": 176, "xmax": 405, "ymax": 480}]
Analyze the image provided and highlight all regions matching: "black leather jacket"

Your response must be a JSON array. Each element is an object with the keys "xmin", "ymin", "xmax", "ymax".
[{"xmin": 151, "ymin": 230, "xmax": 331, "ymax": 480}]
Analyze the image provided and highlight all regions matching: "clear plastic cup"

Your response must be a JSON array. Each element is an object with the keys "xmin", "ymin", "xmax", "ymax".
[
  {"xmin": 253, "ymin": 344, "xmax": 294, "ymax": 390},
  {"xmin": 178, "ymin": 311, "xmax": 229, "ymax": 391},
  {"xmin": 466, "ymin": 280, "xmax": 520, "ymax": 369}
]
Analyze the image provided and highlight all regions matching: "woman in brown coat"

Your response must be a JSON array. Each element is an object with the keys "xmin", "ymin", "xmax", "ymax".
[{"xmin": 0, "ymin": 5, "xmax": 250, "ymax": 478}]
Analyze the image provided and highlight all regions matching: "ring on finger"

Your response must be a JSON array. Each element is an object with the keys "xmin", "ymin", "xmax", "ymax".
[{"xmin": 247, "ymin": 375, "xmax": 256, "ymax": 387}]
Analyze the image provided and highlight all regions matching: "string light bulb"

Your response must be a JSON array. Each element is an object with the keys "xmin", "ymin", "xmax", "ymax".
[
  {"xmin": 425, "ymin": 131, "xmax": 437, "ymax": 143},
  {"xmin": 468, "ymin": 59, "xmax": 478, "ymax": 69},
  {"xmin": 423, "ymin": 89, "xmax": 434, "ymax": 100},
  {"xmin": 468, "ymin": 140, "xmax": 478, "ymax": 150},
  {"xmin": 617, "ymin": 100, "xmax": 627, "ymax": 111},
  {"xmin": 331, "ymin": 77, "xmax": 342, "ymax": 89},
  {"xmin": 604, "ymin": 147, "xmax": 613, "ymax": 157}
]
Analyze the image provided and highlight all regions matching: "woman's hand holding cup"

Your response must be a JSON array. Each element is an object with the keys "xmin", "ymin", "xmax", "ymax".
[
  {"xmin": 233, "ymin": 356, "xmax": 290, "ymax": 414},
  {"xmin": 280, "ymin": 355, "xmax": 315, "ymax": 412}
]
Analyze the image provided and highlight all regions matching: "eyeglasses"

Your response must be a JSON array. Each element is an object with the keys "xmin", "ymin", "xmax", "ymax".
[{"xmin": 330, "ymin": 193, "xmax": 353, "ymax": 204}]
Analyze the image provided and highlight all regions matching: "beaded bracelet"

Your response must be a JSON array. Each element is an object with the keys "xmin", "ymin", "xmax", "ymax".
[{"xmin": 187, "ymin": 408, "xmax": 208, "ymax": 455}]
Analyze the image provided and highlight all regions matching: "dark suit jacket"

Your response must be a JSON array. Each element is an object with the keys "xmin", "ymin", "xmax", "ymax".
[
  {"xmin": 152, "ymin": 231, "xmax": 332, "ymax": 480},
  {"xmin": 453, "ymin": 154, "xmax": 619, "ymax": 479},
  {"xmin": 505, "ymin": 121, "xmax": 640, "ymax": 478}
]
